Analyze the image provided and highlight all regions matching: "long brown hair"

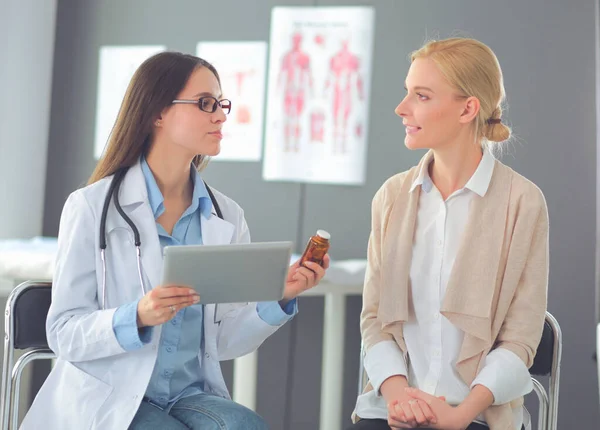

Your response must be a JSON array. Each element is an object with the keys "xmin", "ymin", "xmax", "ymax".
[{"xmin": 88, "ymin": 52, "xmax": 221, "ymax": 184}]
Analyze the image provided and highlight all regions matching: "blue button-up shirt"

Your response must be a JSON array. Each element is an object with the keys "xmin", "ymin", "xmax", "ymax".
[{"xmin": 112, "ymin": 157, "xmax": 297, "ymax": 409}]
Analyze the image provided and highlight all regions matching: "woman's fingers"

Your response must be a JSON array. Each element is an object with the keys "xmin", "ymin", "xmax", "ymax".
[
  {"xmin": 408, "ymin": 399, "xmax": 434, "ymax": 426},
  {"xmin": 397, "ymin": 402, "xmax": 417, "ymax": 428},
  {"xmin": 138, "ymin": 286, "xmax": 199, "ymax": 327},
  {"xmin": 293, "ymin": 267, "xmax": 316, "ymax": 285},
  {"xmin": 303, "ymin": 261, "xmax": 326, "ymax": 281},
  {"xmin": 387, "ymin": 400, "xmax": 403, "ymax": 422},
  {"xmin": 418, "ymin": 399, "xmax": 437, "ymax": 424},
  {"xmin": 152, "ymin": 295, "xmax": 200, "ymax": 310},
  {"xmin": 152, "ymin": 286, "xmax": 196, "ymax": 299},
  {"xmin": 387, "ymin": 401, "xmax": 411, "ymax": 429}
]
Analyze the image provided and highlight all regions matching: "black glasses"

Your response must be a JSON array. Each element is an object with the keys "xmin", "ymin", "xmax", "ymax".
[{"xmin": 172, "ymin": 96, "xmax": 232, "ymax": 114}]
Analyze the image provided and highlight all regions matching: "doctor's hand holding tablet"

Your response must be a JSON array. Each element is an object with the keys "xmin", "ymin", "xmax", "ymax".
[{"xmin": 136, "ymin": 286, "xmax": 200, "ymax": 327}]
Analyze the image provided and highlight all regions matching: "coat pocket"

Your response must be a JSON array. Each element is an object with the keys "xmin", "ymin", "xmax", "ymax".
[
  {"xmin": 213, "ymin": 303, "xmax": 247, "ymax": 323},
  {"xmin": 22, "ymin": 359, "xmax": 113, "ymax": 430}
]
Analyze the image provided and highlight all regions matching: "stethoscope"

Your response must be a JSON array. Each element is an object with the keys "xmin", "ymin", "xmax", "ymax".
[{"xmin": 98, "ymin": 166, "xmax": 223, "ymax": 311}]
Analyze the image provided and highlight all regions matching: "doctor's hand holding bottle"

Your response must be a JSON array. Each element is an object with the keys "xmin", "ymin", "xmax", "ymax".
[
  {"xmin": 280, "ymin": 254, "xmax": 330, "ymax": 307},
  {"xmin": 280, "ymin": 229, "xmax": 331, "ymax": 306}
]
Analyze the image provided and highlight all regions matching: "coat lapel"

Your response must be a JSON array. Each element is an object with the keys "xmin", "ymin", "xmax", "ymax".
[
  {"xmin": 378, "ymin": 170, "xmax": 422, "ymax": 327},
  {"xmin": 377, "ymin": 151, "xmax": 433, "ymax": 337},
  {"xmin": 201, "ymin": 208, "xmax": 235, "ymax": 246},
  {"xmin": 441, "ymin": 161, "xmax": 512, "ymax": 381}
]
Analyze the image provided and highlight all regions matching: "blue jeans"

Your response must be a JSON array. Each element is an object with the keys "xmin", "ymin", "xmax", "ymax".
[{"xmin": 128, "ymin": 394, "xmax": 269, "ymax": 430}]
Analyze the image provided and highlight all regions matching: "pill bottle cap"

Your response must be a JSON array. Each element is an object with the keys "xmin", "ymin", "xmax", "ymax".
[{"xmin": 316, "ymin": 230, "xmax": 331, "ymax": 240}]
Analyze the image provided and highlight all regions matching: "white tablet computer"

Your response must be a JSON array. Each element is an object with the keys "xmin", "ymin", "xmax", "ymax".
[{"xmin": 161, "ymin": 241, "xmax": 293, "ymax": 304}]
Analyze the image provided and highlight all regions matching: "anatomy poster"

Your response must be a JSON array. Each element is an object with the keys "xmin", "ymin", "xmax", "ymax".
[
  {"xmin": 197, "ymin": 41, "xmax": 268, "ymax": 162},
  {"xmin": 263, "ymin": 7, "xmax": 375, "ymax": 185},
  {"xmin": 94, "ymin": 45, "xmax": 165, "ymax": 159}
]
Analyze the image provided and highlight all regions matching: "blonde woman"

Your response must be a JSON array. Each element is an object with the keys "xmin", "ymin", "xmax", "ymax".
[{"xmin": 350, "ymin": 38, "xmax": 548, "ymax": 430}]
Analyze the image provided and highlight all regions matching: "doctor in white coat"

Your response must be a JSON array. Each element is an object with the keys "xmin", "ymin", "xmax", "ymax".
[{"xmin": 22, "ymin": 52, "xmax": 329, "ymax": 430}]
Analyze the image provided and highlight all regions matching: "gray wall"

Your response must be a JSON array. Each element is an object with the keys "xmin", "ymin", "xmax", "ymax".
[
  {"xmin": 0, "ymin": 0, "xmax": 56, "ymax": 239},
  {"xmin": 43, "ymin": 0, "xmax": 599, "ymax": 428}
]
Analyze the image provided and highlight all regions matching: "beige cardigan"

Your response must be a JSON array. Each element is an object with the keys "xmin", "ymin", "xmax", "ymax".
[{"xmin": 358, "ymin": 151, "xmax": 549, "ymax": 430}]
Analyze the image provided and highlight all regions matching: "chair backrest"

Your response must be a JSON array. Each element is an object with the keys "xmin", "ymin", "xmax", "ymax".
[
  {"xmin": 530, "ymin": 318, "xmax": 555, "ymax": 376},
  {"xmin": 1, "ymin": 281, "xmax": 53, "ymax": 430},
  {"xmin": 533, "ymin": 312, "xmax": 562, "ymax": 430},
  {"xmin": 8, "ymin": 282, "xmax": 52, "ymax": 350}
]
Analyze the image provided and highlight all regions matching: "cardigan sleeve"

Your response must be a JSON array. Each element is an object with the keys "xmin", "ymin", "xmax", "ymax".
[
  {"xmin": 493, "ymin": 198, "xmax": 549, "ymax": 368},
  {"xmin": 361, "ymin": 185, "xmax": 408, "ymax": 391}
]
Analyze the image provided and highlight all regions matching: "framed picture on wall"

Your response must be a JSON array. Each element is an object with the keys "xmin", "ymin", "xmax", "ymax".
[
  {"xmin": 197, "ymin": 41, "xmax": 268, "ymax": 162},
  {"xmin": 263, "ymin": 6, "xmax": 375, "ymax": 185}
]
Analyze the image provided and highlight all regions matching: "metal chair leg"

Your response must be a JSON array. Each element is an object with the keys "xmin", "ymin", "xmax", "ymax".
[
  {"xmin": 10, "ymin": 350, "xmax": 54, "ymax": 428},
  {"xmin": 357, "ymin": 343, "xmax": 366, "ymax": 395},
  {"xmin": 532, "ymin": 378, "xmax": 548, "ymax": 430}
]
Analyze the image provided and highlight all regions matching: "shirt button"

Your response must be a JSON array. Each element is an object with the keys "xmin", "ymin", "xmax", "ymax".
[
  {"xmin": 434, "ymin": 313, "xmax": 440, "ymax": 319},
  {"xmin": 133, "ymin": 395, "xmax": 138, "ymax": 400},
  {"xmin": 437, "ymin": 239, "xmax": 443, "ymax": 247},
  {"xmin": 205, "ymin": 353, "xmax": 210, "ymax": 359},
  {"xmin": 172, "ymin": 319, "xmax": 177, "ymax": 325},
  {"xmin": 166, "ymin": 346, "xmax": 173, "ymax": 353},
  {"xmin": 433, "ymin": 349, "xmax": 441, "ymax": 357}
]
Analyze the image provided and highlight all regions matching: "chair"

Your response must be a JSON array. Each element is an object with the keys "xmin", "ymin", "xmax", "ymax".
[
  {"xmin": 357, "ymin": 311, "xmax": 562, "ymax": 430},
  {"xmin": 0, "ymin": 281, "xmax": 54, "ymax": 430}
]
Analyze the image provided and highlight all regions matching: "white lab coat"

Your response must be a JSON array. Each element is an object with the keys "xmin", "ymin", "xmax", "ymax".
[{"xmin": 21, "ymin": 160, "xmax": 288, "ymax": 430}]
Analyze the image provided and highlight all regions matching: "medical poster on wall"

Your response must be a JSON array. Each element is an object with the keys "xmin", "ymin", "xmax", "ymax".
[
  {"xmin": 262, "ymin": 7, "xmax": 375, "ymax": 185},
  {"xmin": 94, "ymin": 45, "xmax": 165, "ymax": 159},
  {"xmin": 197, "ymin": 41, "xmax": 268, "ymax": 162}
]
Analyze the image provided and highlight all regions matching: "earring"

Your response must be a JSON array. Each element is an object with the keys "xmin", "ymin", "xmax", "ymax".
[{"xmin": 155, "ymin": 120, "xmax": 161, "ymax": 126}]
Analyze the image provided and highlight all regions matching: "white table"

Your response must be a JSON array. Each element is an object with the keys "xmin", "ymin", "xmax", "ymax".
[
  {"xmin": 0, "ymin": 238, "xmax": 367, "ymax": 430},
  {"xmin": 0, "ymin": 238, "xmax": 57, "ymax": 285}
]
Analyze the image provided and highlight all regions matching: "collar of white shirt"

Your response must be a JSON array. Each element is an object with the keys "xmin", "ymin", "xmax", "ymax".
[{"xmin": 409, "ymin": 149, "xmax": 496, "ymax": 197}]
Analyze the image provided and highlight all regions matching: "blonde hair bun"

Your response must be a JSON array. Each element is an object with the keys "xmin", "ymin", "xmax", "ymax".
[{"xmin": 485, "ymin": 121, "xmax": 511, "ymax": 142}]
